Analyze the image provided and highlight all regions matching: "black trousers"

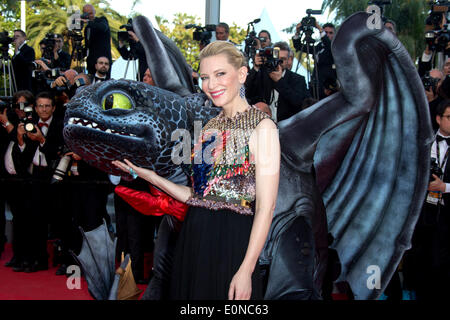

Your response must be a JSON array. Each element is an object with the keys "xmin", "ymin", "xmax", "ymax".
[
  {"xmin": 114, "ymin": 192, "xmax": 160, "ymax": 281},
  {"xmin": 403, "ymin": 202, "xmax": 450, "ymax": 300}
]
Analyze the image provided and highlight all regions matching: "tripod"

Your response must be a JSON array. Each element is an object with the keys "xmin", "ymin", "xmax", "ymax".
[
  {"xmin": 1, "ymin": 46, "xmax": 17, "ymax": 96},
  {"xmin": 123, "ymin": 43, "xmax": 140, "ymax": 81},
  {"xmin": 70, "ymin": 32, "xmax": 87, "ymax": 74},
  {"xmin": 295, "ymin": 30, "xmax": 320, "ymax": 100}
]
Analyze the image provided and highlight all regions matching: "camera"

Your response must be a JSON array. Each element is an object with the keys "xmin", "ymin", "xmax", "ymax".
[
  {"xmin": 430, "ymin": 157, "xmax": 443, "ymax": 181},
  {"xmin": 298, "ymin": 9, "xmax": 322, "ymax": 44},
  {"xmin": 244, "ymin": 18, "xmax": 261, "ymax": 60},
  {"xmin": 41, "ymin": 33, "xmax": 57, "ymax": 61},
  {"xmin": 185, "ymin": 24, "xmax": 216, "ymax": 46},
  {"xmin": 422, "ymin": 71, "xmax": 441, "ymax": 93},
  {"xmin": 51, "ymin": 145, "xmax": 72, "ymax": 184},
  {"xmin": 258, "ymin": 47, "xmax": 282, "ymax": 72},
  {"xmin": 0, "ymin": 31, "xmax": 13, "ymax": 46},
  {"xmin": 0, "ymin": 96, "xmax": 13, "ymax": 113},
  {"xmin": 19, "ymin": 103, "xmax": 36, "ymax": 133},
  {"xmin": 118, "ymin": 18, "xmax": 135, "ymax": 43},
  {"xmin": 425, "ymin": 1, "xmax": 450, "ymax": 52}
]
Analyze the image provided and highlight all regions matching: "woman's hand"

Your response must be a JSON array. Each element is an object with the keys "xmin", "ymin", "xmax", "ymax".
[
  {"xmin": 112, "ymin": 158, "xmax": 155, "ymax": 181},
  {"xmin": 228, "ymin": 268, "xmax": 252, "ymax": 300}
]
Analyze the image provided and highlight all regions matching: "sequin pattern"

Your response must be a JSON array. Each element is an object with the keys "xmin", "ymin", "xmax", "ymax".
[{"xmin": 187, "ymin": 105, "xmax": 271, "ymax": 215}]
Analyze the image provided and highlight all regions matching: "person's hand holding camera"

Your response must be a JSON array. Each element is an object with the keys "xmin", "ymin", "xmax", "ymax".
[
  {"xmin": 269, "ymin": 64, "xmax": 283, "ymax": 83},
  {"xmin": 128, "ymin": 31, "xmax": 139, "ymax": 43},
  {"xmin": 0, "ymin": 108, "xmax": 9, "ymax": 126},
  {"xmin": 51, "ymin": 76, "xmax": 67, "ymax": 89},
  {"xmin": 26, "ymin": 125, "xmax": 45, "ymax": 145},
  {"xmin": 64, "ymin": 151, "xmax": 82, "ymax": 161},
  {"xmin": 429, "ymin": 174, "xmax": 446, "ymax": 192},
  {"xmin": 425, "ymin": 86, "xmax": 436, "ymax": 102},
  {"xmin": 253, "ymin": 52, "xmax": 263, "ymax": 71},
  {"xmin": 34, "ymin": 59, "xmax": 50, "ymax": 71}
]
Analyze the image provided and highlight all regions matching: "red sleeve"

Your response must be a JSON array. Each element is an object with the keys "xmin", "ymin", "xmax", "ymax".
[{"xmin": 114, "ymin": 185, "xmax": 188, "ymax": 221}]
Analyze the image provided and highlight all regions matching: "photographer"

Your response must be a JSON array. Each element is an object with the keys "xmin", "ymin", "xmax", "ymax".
[
  {"xmin": 1, "ymin": 91, "xmax": 37, "ymax": 270},
  {"xmin": 12, "ymin": 30, "xmax": 35, "ymax": 92},
  {"xmin": 10, "ymin": 92, "xmax": 64, "ymax": 272},
  {"xmin": 292, "ymin": 21, "xmax": 336, "ymax": 100},
  {"xmin": 423, "ymin": 69, "xmax": 445, "ymax": 131},
  {"xmin": 403, "ymin": 99, "xmax": 450, "ymax": 300},
  {"xmin": 245, "ymin": 41, "xmax": 309, "ymax": 122},
  {"xmin": 258, "ymin": 30, "xmax": 272, "ymax": 49},
  {"xmin": 118, "ymin": 22, "xmax": 148, "ymax": 81},
  {"xmin": 51, "ymin": 34, "xmax": 71, "ymax": 70},
  {"xmin": 82, "ymin": 4, "xmax": 112, "ymax": 76},
  {"xmin": 418, "ymin": 5, "xmax": 450, "ymax": 77}
]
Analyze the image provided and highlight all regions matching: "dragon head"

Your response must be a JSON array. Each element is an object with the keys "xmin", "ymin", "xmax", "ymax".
[{"xmin": 63, "ymin": 79, "xmax": 216, "ymax": 180}]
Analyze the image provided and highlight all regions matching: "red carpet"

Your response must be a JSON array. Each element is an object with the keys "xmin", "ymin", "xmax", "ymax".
[{"xmin": 0, "ymin": 243, "xmax": 148, "ymax": 300}]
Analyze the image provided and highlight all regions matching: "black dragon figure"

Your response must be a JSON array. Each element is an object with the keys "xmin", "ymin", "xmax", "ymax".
[{"xmin": 63, "ymin": 13, "xmax": 433, "ymax": 300}]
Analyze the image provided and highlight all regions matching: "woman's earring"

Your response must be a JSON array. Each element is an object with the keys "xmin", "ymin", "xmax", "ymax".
[{"xmin": 239, "ymin": 85, "xmax": 246, "ymax": 99}]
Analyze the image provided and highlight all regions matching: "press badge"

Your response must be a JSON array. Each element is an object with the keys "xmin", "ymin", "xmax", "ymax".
[{"xmin": 427, "ymin": 190, "xmax": 441, "ymax": 205}]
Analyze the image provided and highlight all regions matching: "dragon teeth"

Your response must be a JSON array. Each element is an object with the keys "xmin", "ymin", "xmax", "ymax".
[{"xmin": 68, "ymin": 117, "xmax": 135, "ymax": 137}]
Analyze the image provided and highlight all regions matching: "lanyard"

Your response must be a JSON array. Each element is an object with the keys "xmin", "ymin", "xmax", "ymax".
[{"xmin": 436, "ymin": 138, "xmax": 450, "ymax": 176}]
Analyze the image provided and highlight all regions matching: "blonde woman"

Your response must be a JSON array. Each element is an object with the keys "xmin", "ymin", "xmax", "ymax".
[{"xmin": 113, "ymin": 41, "xmax": 280, "ymax": 300}]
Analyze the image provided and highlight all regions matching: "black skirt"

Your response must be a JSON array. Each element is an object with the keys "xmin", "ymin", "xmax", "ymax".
[{"xmin": 169, "ymin": 206, "xmax": 262, "ymax": 300}]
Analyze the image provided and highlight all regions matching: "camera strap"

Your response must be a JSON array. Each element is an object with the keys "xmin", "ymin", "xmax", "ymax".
[{"xmin": 427, "ymin": 137, "xmax": 449, "ymax": 206}]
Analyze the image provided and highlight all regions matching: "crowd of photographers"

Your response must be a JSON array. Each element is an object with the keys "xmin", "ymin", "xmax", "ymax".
[{"xmin": 0, "ymin": 0, "xmax": 450, "ymax": 299}]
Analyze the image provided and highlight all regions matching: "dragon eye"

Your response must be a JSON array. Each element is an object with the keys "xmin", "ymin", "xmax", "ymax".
[{"xmin": 102, "ymin": 93, "xmax": 132, "ymax": 110}]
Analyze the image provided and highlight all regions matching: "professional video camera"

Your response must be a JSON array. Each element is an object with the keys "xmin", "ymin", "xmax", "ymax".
[
  {"xmin": 243, "ymin": 18, "xmax": 261, "ymax": 60},
  {"xmin": 422, "ymin": 70, "xmax": 441, "ymax": 93},
  {"xmin": 0, "ymin": 31, "xmax": 13, "ymax": 59},
  {"xmin": 257, "ymin": 47, "xmax": 282, "ymax": 72},
  {"xmin": 298, "ymin": 9, "xmax": 322, "ymax": 44},
  {"xmin": 0, "ymin": 31, "xmax": 13, "ymax": 47},
  {"xmin": 67, "ymin": 11, "xmax": 86, "ymax": 63},
  {"xmin": 118, "ymin": 18, "xmax": 135, "ymax": 43},
  {"xmin": 425, "ymin": 0, "xmax": 450, "ymax": 52},
  {"xmin": 185, "ymin": 24, "xmax": 216, "ymax": 46}
]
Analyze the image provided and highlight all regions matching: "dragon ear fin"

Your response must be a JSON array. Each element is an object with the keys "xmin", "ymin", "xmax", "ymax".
[{"xmin": 132, "ymin": 15, "xmax": 193, "ymax": 96}]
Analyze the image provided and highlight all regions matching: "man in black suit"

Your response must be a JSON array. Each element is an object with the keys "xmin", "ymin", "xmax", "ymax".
[
  {"xmin": 51, "ymin": 34, "xmax": 71, "ymax": 70},
  {"xmin": 292, "ymin": 22, "xmax": 337, "ymax": 100},
  {"xmin": 11, "ymin": 92, "xmax": 64, "ymax": 272},
  {"xmin": 12, "ymin": 30, "xmax": 35, "ymax": 92},
  {"xmin": 82, "ymin": 4, "xmax": 111, "ymax": 76},
  {"xmin": 90, "ymin": 56, "xmax": 110, "ymax": 84},
  {"xmin": 403, "ymin": 99, "xmax": 450, "ymax": 299},
  {"xmin": 245, "ymin": 41, "xmax": 309, "ymax": 122}
]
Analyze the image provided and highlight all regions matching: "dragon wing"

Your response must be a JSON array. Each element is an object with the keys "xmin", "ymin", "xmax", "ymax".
[
  {"xmin": 279, "ymin": 12, "xmax": 433, "ymax": 299},
  {"xmin": 72, "ymin": 221, "xmax": 117, "ymax": 300}
]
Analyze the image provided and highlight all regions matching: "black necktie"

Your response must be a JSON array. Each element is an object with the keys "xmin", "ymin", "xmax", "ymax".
[
  {"xmin": 95, "ymin": 77, "xmax": 105, "ymax": 82},
  {"xmin": 436, "ymin": 135, "xmax": 450, "ymax": 145}
]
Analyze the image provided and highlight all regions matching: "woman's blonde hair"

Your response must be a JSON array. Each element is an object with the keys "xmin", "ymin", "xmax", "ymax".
[{"xmin": 199, "ymin": 41, "xmax": 248, "ymax": 70}]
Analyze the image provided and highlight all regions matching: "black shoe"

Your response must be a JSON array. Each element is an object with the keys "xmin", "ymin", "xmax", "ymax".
[
  {"xmin": 13, "ymin": 261, "xmax": 27, "ymax": 272},
  {"xmin": 136, "ymin": 278, "xmax": 149, "ymax": 285},
  {"xmin": 23, "ymin": 261, "xmax": 36, "ymax": 273},
  {"xmin": 24, "ymin": 260, "xmax": 48, "ymax": 273},
  {"xmin": 5, "ymin": 256, "xmax": 18, "ymax": 268},
  {"xmin": 55, "ymin": 264, "xmax": 67, "ymax": 276}
]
